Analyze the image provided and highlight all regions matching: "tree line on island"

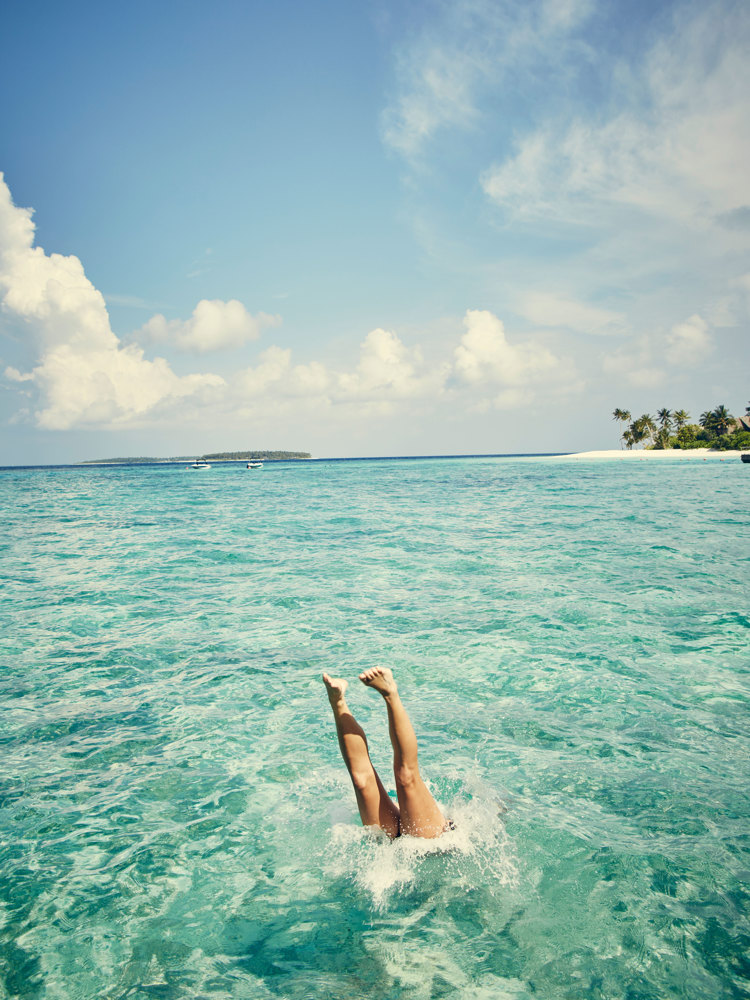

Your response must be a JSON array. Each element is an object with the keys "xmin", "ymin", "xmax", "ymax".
[
  {"xmin": 612, "ymin": 402, "xmax": 750, "ymax": 450},
  {"xmin": 202, "ymin": 451, "xmax": 310, "ymax": 461}
]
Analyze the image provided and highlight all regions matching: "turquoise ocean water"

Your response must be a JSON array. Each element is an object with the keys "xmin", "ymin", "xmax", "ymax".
[{"xmin": 1, "ymin": 456, "xmax": 748, "ymax": 999}]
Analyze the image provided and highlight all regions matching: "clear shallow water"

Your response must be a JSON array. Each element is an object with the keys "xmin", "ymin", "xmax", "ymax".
[{"xmin": 1, "ymin": 456, "xmax": 748, "ymax": 1000}]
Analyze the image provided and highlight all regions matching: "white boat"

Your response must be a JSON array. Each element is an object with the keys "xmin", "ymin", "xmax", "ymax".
[
  {"xmin": 246, "ymin": 460, "xmax": 264, "ymax": 469},
  {"xmin": 187, "ymin": 459, "xmax": 211, "ymax": 470}
]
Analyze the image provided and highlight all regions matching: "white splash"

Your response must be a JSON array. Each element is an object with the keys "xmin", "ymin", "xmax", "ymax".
[{"xmin": 324, "ymin": 784, "xmax": 517, "ymax": 910}]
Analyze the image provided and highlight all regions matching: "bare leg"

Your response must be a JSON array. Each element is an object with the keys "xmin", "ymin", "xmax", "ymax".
[
  {"xmin": 322, "ymin": 674, "xmax": 400, "ymax": 839},
  {"xmin": 359, "ymin": 667, "xmax": 447, "ymax": 838}
]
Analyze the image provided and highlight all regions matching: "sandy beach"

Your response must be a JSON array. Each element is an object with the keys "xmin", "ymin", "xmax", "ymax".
[{"xmin": 563, "ymin": 448, "xmax": 747, "ymax": 460}]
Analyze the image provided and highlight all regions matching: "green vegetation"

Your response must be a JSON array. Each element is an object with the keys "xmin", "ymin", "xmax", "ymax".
[
  {"xmin": 612, "ymin": 402, "xmax": 750, "ymax": 451},
  {"xmin": 82, "ymin": 450, "xmax": 311, "ymax": 464},
  {"xmin": 203, "ymin": 451, "xmax": 310, "ymax": 461}
]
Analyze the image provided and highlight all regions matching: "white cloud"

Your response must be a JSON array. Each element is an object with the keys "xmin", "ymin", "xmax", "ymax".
[
  {"xmin": 335, "ymin": 327, "xmax": 447, "ymax": 402},
  {"xmin": 665, "ymin": 314, "xmax": 712, "ymax": 366},
  {"xmin": 382, "ymin": 46, "xmax": 483, "ymax": 160},
  {"xmin": 471, "ymin": 1, "xmax": 750, "ymax": 399},
  {"xmin": 227, "ymin": 312, "xmax": 571, "ymax": 422},
  {"xmin": 1, "ymin": 175, "xmax": 582, "ymax": 434},
  {"xmin": 231, "ymin": 327, "xmax": 449, "ymax": 419},
  {"xmin": 237, "ymin": 345, "xmax": 291, "ymax": 394},
  {"xmin": 140, "ymin": 299, "xmax": 281, "ymax": 353},
  {"xmin": 454, "ymin": 309, "xmax": 559, "ymax": 389},
  {"xmin": 602, "ymin": 314, "xmax": 714, "ymax": 388},
  {"xmin": 381, "ymin": 0, "xmax": 594, "ymax": 160},
  {"xmin": 0, "ymin": 188, "xmax": 116, "ymax": 354},
  {"xmin": 29, "ymin": 345, "xmax": 224, "ymax": 430},
  {"xmin": 601, "ymin": 338, "xmax": 664, "ymax": 389},
  {"xmin": 379, "ymin": 0, "xmax": 750, "ymax": 396},
  {"xmin": 541, "ymin": 0, "xmax": 593, "ymax": 31},
  {"xmin": 0, "ymin": 173, "xmax": 224, "ymax": 429},
  {"xmin": 4, "ymin": 366, "xmax": 33, "ymax": 382},
  {"xmin": 235, "ymin": 346, "xmax": 330, "ymax": 400},
  {"xmin": 481, "ymin": 5, "xmax": 750, "ymax": 227},
  {"xmin": 516, "ymin": 292, "xmax": 622, "ymax": 334}
]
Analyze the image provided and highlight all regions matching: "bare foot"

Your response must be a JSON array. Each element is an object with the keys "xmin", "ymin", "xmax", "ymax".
[
  {"xmin": 322, "ymin": 673, "xmax": 348, "ymax": 706},
  {"xmin": 359, "ymin": 666, "xmax": 398, "ymax": 698}
]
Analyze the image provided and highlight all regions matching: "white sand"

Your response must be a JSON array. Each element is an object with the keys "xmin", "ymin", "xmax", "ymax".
[{"xmin": 562, "ymin": 448, "xmax": 747, "ymax": 461}]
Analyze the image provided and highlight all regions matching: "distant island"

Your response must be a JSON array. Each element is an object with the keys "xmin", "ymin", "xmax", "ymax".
[{"xmin": 81, "ymin": 450, "xmax": 311, "ymax": 464}]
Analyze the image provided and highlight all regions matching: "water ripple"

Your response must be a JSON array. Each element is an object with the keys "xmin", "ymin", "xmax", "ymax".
[{"xmin": 1, "ymin": 457, "xmax": 749, "ymax": 999}]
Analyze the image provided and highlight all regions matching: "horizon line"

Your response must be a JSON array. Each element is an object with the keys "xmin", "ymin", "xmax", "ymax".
[{"xmin": 0, "ymin": 451, "xmax": 574, "ymax": 470}]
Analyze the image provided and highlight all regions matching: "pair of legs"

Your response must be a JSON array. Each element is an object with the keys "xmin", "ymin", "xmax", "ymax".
[{"xmin": 323, "ymin": 667, "xmax": 447, "ymax": 839}]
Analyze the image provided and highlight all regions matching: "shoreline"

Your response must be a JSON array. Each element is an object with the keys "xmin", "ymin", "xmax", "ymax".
[{"xmin": 562, "ymin": 448, "xmax": 746, "ymax": 461}]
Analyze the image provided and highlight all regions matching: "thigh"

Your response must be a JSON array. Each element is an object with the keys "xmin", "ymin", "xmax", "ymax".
[
  {"xmin": 396, "ymin": 777, "xmax": 447, "ymax": 838},
  {"xmin": 355, "ymin": 770, "xmax": 400, "ymax": 840}
]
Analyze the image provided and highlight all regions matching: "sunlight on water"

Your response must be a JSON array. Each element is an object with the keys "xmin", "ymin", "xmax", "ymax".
[{"xmin": 1, "ymin": 456, "xmax": 749, "ymax": 999}]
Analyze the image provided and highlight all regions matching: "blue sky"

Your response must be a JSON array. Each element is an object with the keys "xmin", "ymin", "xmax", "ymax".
[{"xmin": 1, "ymin": 0, "xmax": 748, "ymax": 462}]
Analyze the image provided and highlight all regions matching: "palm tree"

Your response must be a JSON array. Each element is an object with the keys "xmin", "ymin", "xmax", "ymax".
[
  {"xmin": 629, "ymin": 414, "xmax": 656, "ymax": 448},
  {"xmin": 656, "ymin": 408, "xmax": 672, "ymax": 434},
  {"xmin": 653, "ymin": 427, "xmax": 671, "ymax": 450},
  {"xmin": 673, "ymin": 409, "xmax": 689, "ymax": 431},
  {"xmin": 712, "ymin": 404, "xmax": 734, "ymax": 436},
  {"xmin": 699, "ymin": 410, "xmax": 718, "ymax": 441},
  {"xmin": 640, "ymin": 413, "xmax": 657, "ymax": 445},
  {"xmin": 623, "ymin": 429, "xmax": 635, "ymax": 450},
  {"xmin": 612, "ymin": 408, "xmax": 632, "ymax": 448}
]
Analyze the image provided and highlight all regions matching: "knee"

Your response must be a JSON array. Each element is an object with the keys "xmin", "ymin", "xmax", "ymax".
[
  {"xmin": 395, "ymin": 764, "xmax": 417, "ymax": 788},
  {"xmin": 350, "ymin": 769, "xmax": 373, "ymax": 792}
]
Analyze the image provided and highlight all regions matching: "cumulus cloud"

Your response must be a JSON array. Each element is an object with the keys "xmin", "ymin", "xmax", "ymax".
[
  {"xmin": 140, "ymin": 299, "xmax": 281, "ymax": 353},
  {"xmin": 235, "ymin": 346, "xmax": 330, "ymax": 400},
  {"xmin": 0, "ymin": 176, "xmax": 581, "ymax": 434},
  {"xmin": 335, "ymin": 328, "xmax": 448, "ymax": 402},
  {"xmin": 28, "ymin": 346, "xmax": 223, "ymax": 430},
  {"xmin": 228, "ymin": 312, "xmax": 569, "ymax": 421},
  {"xmin": 454, "ymin": 309, "xmax": 559, "ymax": 389},
  {"xmin": 230, "ymin": 327, "xmax": 449, "ymax": 419},
  {"xmin": 0, "ymin": 173, "xmax": 224, "ymax": 429},
  {"xmin": 0, "ymin": 190, "xmax": 117, "ymax": 355}
]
